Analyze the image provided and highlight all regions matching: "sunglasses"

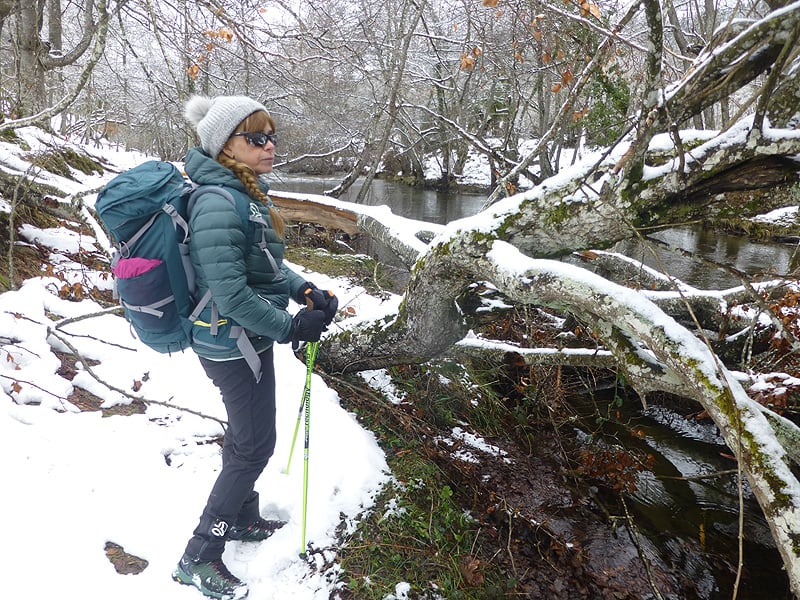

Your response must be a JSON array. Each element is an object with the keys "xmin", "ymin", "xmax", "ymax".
[{"xmin": 232, "ymin": 131, "xmax": 278, "ymax": 147}]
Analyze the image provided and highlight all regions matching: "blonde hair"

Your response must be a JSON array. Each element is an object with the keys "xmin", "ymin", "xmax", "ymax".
[{"xmin": 216, "ymin": 110, "xmax": 286, "ymax": 238}]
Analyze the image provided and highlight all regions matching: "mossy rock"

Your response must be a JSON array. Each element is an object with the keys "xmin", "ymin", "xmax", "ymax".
[{"xmin": 25, "ymin": 146, "xmax": 104, "ymax": 181}]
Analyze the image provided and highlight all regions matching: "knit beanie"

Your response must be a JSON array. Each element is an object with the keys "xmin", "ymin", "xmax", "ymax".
[{"xmin": 185, "ymin": 95, "xmax": 269, "ymax": 158}]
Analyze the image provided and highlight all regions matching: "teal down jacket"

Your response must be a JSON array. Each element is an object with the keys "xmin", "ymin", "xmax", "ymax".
[{"xmin": 184, "ymin": 147, "xmax": 306, "ymax": 360}]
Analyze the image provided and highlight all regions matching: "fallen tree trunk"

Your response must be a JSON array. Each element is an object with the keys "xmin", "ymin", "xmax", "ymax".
[
  {"xmin": 318, "ymin": 232, "xmax": 800, "ymax": 592},
  {"xmin": 277, "ymin": 3, "xmax": 800, "ymax": 591}
]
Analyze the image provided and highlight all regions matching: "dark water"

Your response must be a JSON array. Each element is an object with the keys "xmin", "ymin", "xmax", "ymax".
[
  {"xmin": 613, "ymin": 226, "xmax": 799, "ymax": 289},
  {"xmin": 270, "ymin": 174, "xmax": 487, "ymax": 225},
  {"xmin": 574, "ymin": 394, "xmax": 792, "ymax": 599},
  {"xmin": 275, "ymin": 173, "xmax": 796, "ymax": 597}
]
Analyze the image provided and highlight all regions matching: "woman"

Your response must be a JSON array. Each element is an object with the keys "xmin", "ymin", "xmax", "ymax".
[{"xmin": 173, "ymin": 95, "xmax": 338, "ymax": 599}]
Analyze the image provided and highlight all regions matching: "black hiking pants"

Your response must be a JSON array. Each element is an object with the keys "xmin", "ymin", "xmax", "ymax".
[{"xmin": 184, "ymin": 347, "xmax": 277, "ymax": 561}]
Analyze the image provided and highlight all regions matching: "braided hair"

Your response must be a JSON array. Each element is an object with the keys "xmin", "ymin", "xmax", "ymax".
[{"xmin": 217, "ymin": 111, "xmax": 286, "ymax": 238}]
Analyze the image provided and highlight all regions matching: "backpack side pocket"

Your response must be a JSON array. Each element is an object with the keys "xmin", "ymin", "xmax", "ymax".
[{"xmin": 114, "ymin": 257, "xmax": 192, "ymax": 352}]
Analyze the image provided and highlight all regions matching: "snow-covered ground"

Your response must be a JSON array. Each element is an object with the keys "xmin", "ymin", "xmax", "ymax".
[{"xmin": 1, "ymin": 130, "xmax": 398, "ymax": 599}]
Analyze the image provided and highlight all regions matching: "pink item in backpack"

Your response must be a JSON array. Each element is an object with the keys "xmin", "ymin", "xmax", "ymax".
[{"xmin": 113, "ymin": 257, "xmax": 162, "ymax": 279}]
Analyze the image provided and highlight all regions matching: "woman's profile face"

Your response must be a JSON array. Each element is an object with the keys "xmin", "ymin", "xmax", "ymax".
[
  {"xmin": 224, "ymin": 129, "xmax": 275, "ymax": 175},
  {"xmin": 222, "ymin": 111, "xmax": 276, "ymax": 175}
]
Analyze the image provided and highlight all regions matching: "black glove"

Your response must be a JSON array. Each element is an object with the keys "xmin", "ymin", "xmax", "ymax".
[
  {"xmin": 287, "ymin": 308, "xmax": 327, "ymax": 351},
  {"xmin": 296, "ymin": 282, "xmax": 339, "ymax": 325}
]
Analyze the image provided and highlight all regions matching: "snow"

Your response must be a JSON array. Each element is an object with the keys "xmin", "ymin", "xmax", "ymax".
[
  {"xmin": 359, "ymin": 369, "xmax": 407, "ymax": 405},
  {"xmin": 18, "ymin": 223, "xmax": 101, "ymax": 253},
  {"xmin": 753, "ymin": 205, "xmax": 798, "ymax": 226},
  {"xmin": 438, "ymin": 426, "xmax": 511, "ymax": 464},
  {"xmin": 0, "ymin": 134, "xmax": 401, "ymax": 599},
  {"xmin": 2, "ymin": 114, "xmax": 800, "ymax": 597}
]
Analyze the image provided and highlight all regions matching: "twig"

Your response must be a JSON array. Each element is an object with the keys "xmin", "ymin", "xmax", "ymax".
[
  {"xmin": 620, "ymin": 495, "xmax": 665, "ymax": 600},
  {"xmin": 1, "ymin": 373, "xmax": 70, "ymax": 407},
  {"xmin": 52, "ymin": 306, "xmax": 140, "ymax": 351},
  {"xmin": 53, "ymin": 305, "xmax": 124, "ymax": 330},
  {"xmin": 7, "ymin": 165, "xmax": 41, "ymax": 290},
  {"xmin": 750, "ymin": 19, "xmax": 800, "ymax": 135},
  {"xmin": 46, "ymin": 326, "xmax": 227, "ymax": 427},
  {"xmin": 372, "ymin": 261, "xmax": 385, "ymax": 295}
]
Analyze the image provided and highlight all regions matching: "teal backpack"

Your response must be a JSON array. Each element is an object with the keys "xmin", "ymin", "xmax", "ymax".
[{"xmin": 95, "ymin": 161, "xmax": 268, "ymax": 376}]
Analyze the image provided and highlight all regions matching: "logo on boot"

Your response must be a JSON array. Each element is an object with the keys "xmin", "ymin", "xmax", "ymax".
[{"xmin": 210, "ymin": 519, "xmax": 229, "ymax": 537}]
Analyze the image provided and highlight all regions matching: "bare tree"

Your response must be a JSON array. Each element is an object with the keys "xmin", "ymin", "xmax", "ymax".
[
  {"xmin": 0, "ymin": 0, "xmax": 110, "ymax": 133},
  {"xmin": 10, "ymin": 0, "xmax": 98, "ymax": 116}
]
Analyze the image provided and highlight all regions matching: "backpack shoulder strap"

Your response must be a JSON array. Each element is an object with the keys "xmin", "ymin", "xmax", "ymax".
[
  {"xmin": 186, "ymin": 185, "xmax": 265, "ymax": 382},
  {"xmin": 189, "ymin": 185, "xmax": 283, "ymax": 281}
]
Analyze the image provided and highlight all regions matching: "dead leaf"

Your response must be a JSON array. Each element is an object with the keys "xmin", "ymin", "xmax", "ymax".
[
  {"xmin": 572, "ymin": 107, "xmax": 588, "ymax": 121},
  {"xmin": 460, "ymin": 53, "xmax": 476, "ymax": 70},
  {"xmin": 460, "ymin": 555, "xmax": 485, "ymax": 586}
]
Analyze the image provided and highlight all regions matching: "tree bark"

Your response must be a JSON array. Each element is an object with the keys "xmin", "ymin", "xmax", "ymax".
[{"xmin": 0, "ymin": 0, "xmax": 109, "ymax": 132}]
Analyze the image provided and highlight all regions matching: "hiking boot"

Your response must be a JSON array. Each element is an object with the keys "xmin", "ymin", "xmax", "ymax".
[
  {"xmin": 227, "ymin": 517, "xmax": 286, "ymax": 542},
  {"xmin": 172, "ymin": 555, "xmax": 248, "ymax": 599}
]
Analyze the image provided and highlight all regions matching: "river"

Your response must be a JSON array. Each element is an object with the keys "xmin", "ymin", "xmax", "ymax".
[{"xmin": 274, "ymin": 174, "xmax": 799, "ymax": 288}]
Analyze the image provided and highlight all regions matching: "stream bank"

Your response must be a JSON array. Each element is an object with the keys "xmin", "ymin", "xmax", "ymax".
[{"xmin": 329, "ymin": 360, "xmax": 792, "ymax": 599}]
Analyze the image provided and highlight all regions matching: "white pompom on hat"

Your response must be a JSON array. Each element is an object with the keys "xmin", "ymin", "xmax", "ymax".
[{"xmin": 185, "ymin": 94, "xmax": 269, "ymax": 158}]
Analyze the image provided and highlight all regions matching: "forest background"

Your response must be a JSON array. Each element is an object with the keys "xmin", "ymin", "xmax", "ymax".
[{"xmin": 3, "ymin": 1, "xmax": 800, "ymax": 599}]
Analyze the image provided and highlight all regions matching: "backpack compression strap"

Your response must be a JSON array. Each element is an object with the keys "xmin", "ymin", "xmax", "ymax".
[
  {"xmin": 111, "ymin": 203, "xmax": 190, "ymax": 313},
  {"xmin": 117, "ymin": 203, "xmax": 189, "ymax": 260}
]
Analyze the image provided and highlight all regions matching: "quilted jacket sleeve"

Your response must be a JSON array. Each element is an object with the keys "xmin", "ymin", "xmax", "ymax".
[
  {"xmin": 282, "ymin": 263, "xmax": 309, "ymax": 303},
  {"xmin": 190, "ymin": 191, "xmax": 293, "ymax": 342}
]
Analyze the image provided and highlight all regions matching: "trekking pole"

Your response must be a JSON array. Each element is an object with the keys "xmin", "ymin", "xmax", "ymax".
[
  {"xmin": 298, "ymin": 341, "xmax": 318, "ymax": 558},
  {"xmin": 284, "ymin": 340, "xmax": 318, "ymax": 473},
  {"xmin": 283, "ymin": 343, "xmax": 312, "ymax": 474}
]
